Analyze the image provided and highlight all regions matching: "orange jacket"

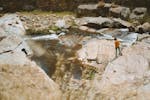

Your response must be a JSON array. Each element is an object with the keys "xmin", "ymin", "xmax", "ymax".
[{"xmin": 115, "ymin": 40, "xmax": 120, "ymax": 48}]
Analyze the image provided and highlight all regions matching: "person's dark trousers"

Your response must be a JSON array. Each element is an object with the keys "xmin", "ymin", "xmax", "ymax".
[{"xmin": 115, "ymin": 47, "xmax": 122, "ymax": 57}]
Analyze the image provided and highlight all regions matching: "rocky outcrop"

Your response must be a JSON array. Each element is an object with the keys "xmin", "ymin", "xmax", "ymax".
[
  {"xmin": 77, "ymin": 3, "xmax": 112, "ymax": 17},
  {"xmin": 0, "ymin": 63, "xmax": 62, "ymax": 100},
  {"xmin": 76, "ymin": 16, "xmax": 132, "ymax": 33},
  {"xmin": 110, "ymin": 6, "xmax": 130, "ymax": 20},
  {"xmin": 77, "ymin": 39, "xmax": 116, "ymax": 69},
  {"xmin": 77, "ymin": 4, "xmax": 99, "ymax": 17},
  {"xmin": 0, "ymin": 14, "xmax": 31, "ymax": 56},
  {"xmin": 77, "ymin": 3, "xmax": 131, "ymax": 20},
  {"xmin": 98, "ymin": 54, "xmax": 149, "ymax": 99},
  {"xmin": 0, "ymin": 14, "xmax": 26, "ymax": 36},
  {"xmin": 92, "ymin": 40, "xmax": 150, "ymax": 99},
  {"xmin": 97, "ymin": 2, "xmax": 112, "ymax": 17},
  {"xmin": 0, "ymin": 14, "xmax": 62, "ymax": 100},
  {"xmin": 73, "ymin": 30, "xmax": 150, "ymax": 99},
  {"xmin": 136, "ymin": 22, "xmax": 150, "ymax": 33},
  {"xmin": 130, "ymin": 7, "xmax": 147, "ymax": 20},
  {"xmin": 77, "ymin": 2, "xmax": 149, "ymax": 21},
  {"xmin": 70, "ymin": 39, "xmax": 150, "ymax": 100}
]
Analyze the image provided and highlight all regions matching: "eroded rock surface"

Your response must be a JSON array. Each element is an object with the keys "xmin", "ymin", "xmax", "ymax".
[
  {"xmin": 75, "ymin": 33, "xmax": 150, "ymax": 99},
  {"xmin": 130, "ymin": 7, "xmax": 147, "ymax": 20},
  {"xmin": 98, "ymin": 54, "xmax": 149, "ymax": 99},
  {"xmin": 76, "ymin": 16, "xmax": 132, "ymax": 33},
  {"xmin": 77, "ymin": 39, "xmax": 116, "ymax": 69},
  {"xmin": 91, "ymin": 40, "xmax": 150, "ymax": 99},
  {"xmin": 0, "ymin": 63, "xmax": 62, "ymax": 100},
  {"xmin": 110, "ymin": 6, "xmax": 130, "ymax": 19},
  {"xmin": 0, "ymin": 14, "xmax": 62, "ymax": 100}
]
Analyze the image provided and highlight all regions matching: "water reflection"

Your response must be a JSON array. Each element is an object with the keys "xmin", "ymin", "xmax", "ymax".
[{"xmin": 29, "ymin": 36, "xmax": 83, "ymax": 81}]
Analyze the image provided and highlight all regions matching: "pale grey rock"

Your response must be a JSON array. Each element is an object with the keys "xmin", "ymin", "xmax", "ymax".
[
  {"xmin": 136, "ymin": 22, "xmax": 150, "ymax": 32},
  {"xmin": 130, "ymin": 7, "xmax": 147, "ymax": 19},
  {"xmin": 112, "ymin": 18, "xmax": 132, "ymax": 28},
  {"xmin": 98, "ymin": 54, "xmax": 149, "ymax": 99},
  {"xmin": 0, "ymin": 14, "xmax": 62, "ymax": 100},
  {"xmin": 87, "ymin": 28, "xmax": 97, "ymax": 33},
  {"xmin": 77, "ymin": 39, "xmax": 115, "ymax": 68},
  {"xmin": 137, "ymin": 83, "xmax": 150, "ymax": 100},
  {"xmin": 0, "ymin": 62, "xmax": 62, "ymax": 100},
  {"xmin": 76, "ymin": 17, "xmax": 132, "ymax": 32},
  {"xmin": 79, "ymin": 26, "xmax": 89, "ymax": 31},
  {"xmin": 78, "ymin": 4, "xmax": 97, "ymax": 10},
  {"xmin": 110, "ymin": 6, "xmax": 130, "ymax": 19},
  {"xmin": 55, "ymin": 19, "xmax": 66, "ymax": 28},
  {"xmin": 49, "ymin": 30, "xmax": 56, "ymax": 34},
  {"xmin": 77, "ymin": 4, "xmax": 98, "ymax": 17},
  {"xmin": 0, "ymin": 14, "xmax": 26, "ymax": 36},
  {"xmin": 0, "ymin": 14, "xmax": 32, "ymax": 56},
  {"xmin": 0, "ymin": 35, "xmax": 32, "ymax": 56},
  {"xmin": 122, "ymin": 42, "xmax": 150, "ymax": 61},
  {"xmin": 76, "ymin": 40, "xmax": 150, "ymax": 100}
]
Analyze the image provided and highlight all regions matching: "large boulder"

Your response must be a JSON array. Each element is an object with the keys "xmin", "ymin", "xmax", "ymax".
[
  {"xmin": 94, "ymin": 41, "xmax": 150, "ymax": 99},
  {"xmin": 0, "ymin": 63, "xmax": 62, "ymax": 100},
  {"xmin": 98, "ymin": 54, "xmax": 149, "ymax": 99},
  {"xmin": 130, "ymin": 7, "xmax": 147, "ymax": 20},
  {"xmin": 0, "ymin": 14, "xmax": 26, "ymax": 36},
  {"xmin": 77, "ymin": 4, "xmax": 99, "ymax": 17},
  {"xmin": 74, "ymin": 38, "xmax": 150, "ymax": 100},
  {"xmin": 122, "ymin": 42, "xmax": 150, "ymax": 61},
  {"xmin": 110, "ymin": 6, "xmax": 131, "ymax": 20},
  {"xmin": 97, "ymin": 3, "xmax": 112, "ymax": 17},
  {"xmin": 77, "ymin": 39, "xmax": 115, "ymax": 68},
  {"xmin": 0, "ymin": 14, "xmax": 62, "ymax": 100},
  {"xmin": 112, "ymin": 18, "xmax": 132, "ymax": 28},
  {"xmin": 76, "ymin": 16, "xmax": 113, "ymax": 26},
  {"xmin": 136, "ymin": 22, "xmax": 150, "ymax": 33},
  {"xmin": 0, "ymin": 14, "xmax": 31, "ymax": 56},
  {"xmin": 75, "ymin": 16, "xmax": 132, "ymax": 33},
  {"xmin": 0, "ymin": 35, "xmax": 32, "ymax": 64}
]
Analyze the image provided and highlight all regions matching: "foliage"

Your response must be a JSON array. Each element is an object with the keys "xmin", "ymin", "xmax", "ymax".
[
  {"xmin": 20, "ymin": 10, "xmax": 75, "ymax": 16},
  {"xmin": 26, "ymin": 28, "xmax": 50, "ymax": 35},
  {"xmin": 82, "ymin": 65, "xmax": 98, "ymax": 80}
]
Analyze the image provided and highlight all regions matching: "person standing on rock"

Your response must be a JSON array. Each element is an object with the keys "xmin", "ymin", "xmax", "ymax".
[{"xmin": 114, "ymin": 37, "xmax": 122, "ymax": 57}]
